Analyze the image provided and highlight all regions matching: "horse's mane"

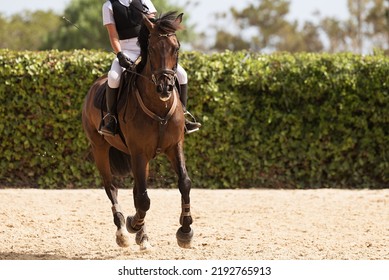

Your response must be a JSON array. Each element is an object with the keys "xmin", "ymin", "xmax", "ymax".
[{"xmin": 137, "ymin": 11, "xmax": 182, "ymax": 73}]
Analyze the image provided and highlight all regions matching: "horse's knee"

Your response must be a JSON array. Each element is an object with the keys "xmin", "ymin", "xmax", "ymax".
[
  {"xmin": 180, "ymin": 176, "xmax": 191, "ymax": 187},
  {"xmin": 179, "ymin": 177, "xmax": 191, "ymax": 197},
  {"xmin": 135, "ymin": 191, "xmax": 150, "ymax": 212}
]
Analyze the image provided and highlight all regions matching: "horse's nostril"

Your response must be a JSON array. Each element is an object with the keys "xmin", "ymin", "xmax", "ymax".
[
  {"xmin": 157, "ymin": 85, "xmax": 163, "ymax": 93},
  {"xmin": 167, "ymin": 84, "xmax": 174, "ymax": 92}
]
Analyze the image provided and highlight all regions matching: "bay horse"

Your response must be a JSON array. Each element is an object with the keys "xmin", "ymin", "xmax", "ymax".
[{"xmin": 82, "ymin": 12, "xmax": 193, "ymax": 250}]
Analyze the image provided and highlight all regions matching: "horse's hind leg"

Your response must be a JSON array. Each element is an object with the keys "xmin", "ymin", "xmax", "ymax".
[
  {"xmin": 166, "ymin": 142, "xmax": 194, "ymax": 248},
  {"xmin": 126, "ymin": 156, "xmax": 152, "ymax": 251},
  {"xmin": 91, "ymin": 143, "xmax": 130, "ymax": 248}
]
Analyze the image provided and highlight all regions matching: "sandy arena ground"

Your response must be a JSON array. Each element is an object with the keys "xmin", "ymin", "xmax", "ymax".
[{"xmin": 0, "ymin": 188, "xmax": 388, "ymax": 260}]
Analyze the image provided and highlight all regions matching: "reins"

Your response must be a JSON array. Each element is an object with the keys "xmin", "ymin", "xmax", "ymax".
[{"xmin": 124, "ymin": 67, "xmax": 154, "ymax": 85}]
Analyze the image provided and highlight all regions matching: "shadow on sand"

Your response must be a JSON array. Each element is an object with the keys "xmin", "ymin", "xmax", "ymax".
[{"xmin": 0, "ymin": 252, "xmax": 74, "ymax": 260}]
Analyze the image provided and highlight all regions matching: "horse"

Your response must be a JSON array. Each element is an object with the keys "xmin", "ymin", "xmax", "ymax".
[{"xmin": 81, "ymin": 12, "xmax": 193, "ymax": 250}]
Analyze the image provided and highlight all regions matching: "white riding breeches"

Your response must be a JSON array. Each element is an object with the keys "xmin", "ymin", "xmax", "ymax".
[{"xmin": 107, "ymin": 39, "xmax": 187, "ymax": 88}]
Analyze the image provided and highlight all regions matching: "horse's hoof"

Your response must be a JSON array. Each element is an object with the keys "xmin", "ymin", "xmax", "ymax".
[
  {"xmin": 139, "ymin": 240, "xmax": 153, "ymax": 251},
  {"xmin": 126, "ymin": 216, "xmax": 142, "ymax": 233},
  {"xmin": 134, "ymin": 227, "xmax": 152, "ymax": 251},
  {"xmin": 116, "ymin": 228, "xmax": 131, "ymax": 248},
  {"xmin": 176, "ymin": 227, "xmax": 194, "ymax": 248},
  {"xmin": 135, "ymin": 228, "xmax": 148, "ymax": 245}
]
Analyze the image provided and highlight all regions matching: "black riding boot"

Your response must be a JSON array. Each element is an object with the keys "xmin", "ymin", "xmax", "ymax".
[
  {"xmin": 99, "ymin": 85, "xmax": 118, "ymax": 137},
  {"xmin": 180, "ymin": 84, "xmax": 201, "ymax": 134}
]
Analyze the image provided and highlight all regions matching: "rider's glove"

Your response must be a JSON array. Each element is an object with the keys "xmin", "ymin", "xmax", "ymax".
[{"xmin": 117, "ymin": 52, "xmax": 132, "ymax": 69}]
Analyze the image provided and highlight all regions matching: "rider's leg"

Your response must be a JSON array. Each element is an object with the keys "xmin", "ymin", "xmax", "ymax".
[
  {"xmin": 177, "ymin": 65, "xmax": 201, "ymax": 134},
  {"xmin": 99, "ymin": 59, "xmax": 122, "ymax": 136}
]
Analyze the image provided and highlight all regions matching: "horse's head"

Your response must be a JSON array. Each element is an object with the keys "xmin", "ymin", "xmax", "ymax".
[{"xmin": 142, "ymin": 12, "xmax": 183, "ymax": 102}]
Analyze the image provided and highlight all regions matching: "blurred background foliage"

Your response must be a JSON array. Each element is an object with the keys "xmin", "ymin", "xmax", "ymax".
[
  {"xmin": 0, "ymin": 50, "xmax": 388, "ymax": 188},
  {"xmin": 0, "ymin": 0, "xmax": 388, "ymax": 54}
]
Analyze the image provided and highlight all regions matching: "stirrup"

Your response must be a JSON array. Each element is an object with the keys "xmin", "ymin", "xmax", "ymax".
[
  {"xmin": 98, "ymin": 114, "xmax": 118, "ymax": 136},
  {"xmin": 185, "ymin": 122, "xmax": 201, "ymax": 134},
  {"xmin": 184, "ymin": 111, "xmax": 198, "ymax": 123},
  {"xmin": 184, "ymin": 111, "xmax": 201, "ymax": 134}
]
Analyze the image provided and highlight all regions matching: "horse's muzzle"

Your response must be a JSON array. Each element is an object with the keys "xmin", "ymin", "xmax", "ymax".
[
  {"xmin": 157, "ymin": 83, "xmax": 174, "ymax": 101},
  {"xmin": 152, "ymin": 69, "xmax": 176, "ymax": 101}
]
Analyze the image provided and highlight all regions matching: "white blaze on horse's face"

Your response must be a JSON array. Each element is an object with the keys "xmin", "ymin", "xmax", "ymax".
[{"xmin": 144, "ymin": 14, "xmax": 182, "ymax": 102}]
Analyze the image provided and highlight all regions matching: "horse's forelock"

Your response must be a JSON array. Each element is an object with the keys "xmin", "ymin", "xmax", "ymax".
[
  {"xmin": 136, "ymin": 12, "xmax": 182, "ymax": 73},
  {"xmin": 155, "ymin": 11, "xmax": 183, "ymax": 33},
  {"xmin": 138, "ymin": 12, "xmax": 181, "ymax": 54}
]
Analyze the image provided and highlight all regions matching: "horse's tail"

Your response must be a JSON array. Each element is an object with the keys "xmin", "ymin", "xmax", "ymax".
[{"xmin": 109, "ymin": 147, "xmax": 132, "ymax": 176}]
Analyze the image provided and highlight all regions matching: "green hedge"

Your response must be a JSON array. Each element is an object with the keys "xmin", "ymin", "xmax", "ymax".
[{"xmin": 0, "ymin": 49, "xmax": 388, "ymax": 188}]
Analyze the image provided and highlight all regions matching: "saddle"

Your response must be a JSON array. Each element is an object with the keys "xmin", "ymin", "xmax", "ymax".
[{"xmin": 93, "ymin": 70, "xmax": 136, "ymax": 113}]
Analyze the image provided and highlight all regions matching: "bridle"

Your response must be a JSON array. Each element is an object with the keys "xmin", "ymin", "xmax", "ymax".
[
  {"xmin": 124, "ymin": 32, "xmax": 179, "ymax": 92},
  {"xmin": 147, "ymin": 32, "xmax": 179, "ymax": 92}
]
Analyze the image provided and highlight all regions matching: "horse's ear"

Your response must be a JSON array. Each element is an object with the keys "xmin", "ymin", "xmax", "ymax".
[
  {"xmin": 143, "ymin": 14, "xmax": 154, "ymax": 31},
  {"xmin": 175, "ymin": 13, "xmax": 184, "ymax": 24}
]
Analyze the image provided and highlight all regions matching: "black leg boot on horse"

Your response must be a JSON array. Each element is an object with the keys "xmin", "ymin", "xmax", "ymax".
[
  {"xmin": 180, "ymin": 84, "xmax": 201, "ymax": 134},
  {"xmin": 99, "ymin": 85, "xmax": 119, "ymax": 137}
]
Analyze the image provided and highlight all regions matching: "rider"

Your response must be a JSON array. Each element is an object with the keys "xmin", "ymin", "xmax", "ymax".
[{"xmin": 100, "ymin": 0, "xmax": 201, "ymax": 136}]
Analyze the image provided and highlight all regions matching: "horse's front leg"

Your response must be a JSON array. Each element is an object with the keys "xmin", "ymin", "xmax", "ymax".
[
  {"xmin": 126, "ymin": 155, "xmax": 152, "ymax": 251},
  {"xmin": 91, "ymin": 144, "xmax": 130, "ymax": 248},
  {"xmin": 166, "ymin": 141, "xmax": 194, "ymax": 248}
]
